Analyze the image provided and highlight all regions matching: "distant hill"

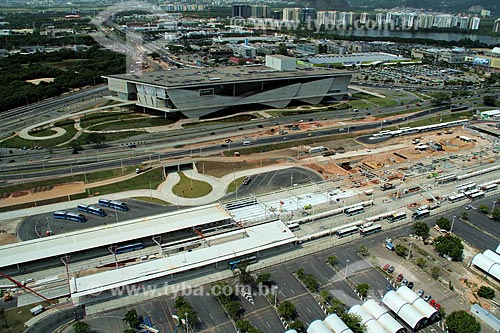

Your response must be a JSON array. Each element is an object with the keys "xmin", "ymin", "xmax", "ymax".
[
  {"xmin": 296, "ymin": 0, "xmax": 351, "ymax": 11},
  {"xmin": 348, "ymin": 0, "xmax": 499, "ymax": 15}
]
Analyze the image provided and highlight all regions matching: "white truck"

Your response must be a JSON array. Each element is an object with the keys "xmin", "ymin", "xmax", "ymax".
[{"xmin": 309, "ymin": 146, "xmax": 327, "ymax": 154}]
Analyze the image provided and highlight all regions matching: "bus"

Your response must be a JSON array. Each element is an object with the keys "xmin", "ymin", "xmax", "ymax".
[
  {"xmin": 287, "ymin": 223, "xmax": 300, "ymax": 231},
  {"xmin": 98, "ymin": 199, "xmax": 129, "ymax": 211},
  {"xmin": 412, "ymin": 209, "xmax": 430, "ymax": 220},
  {"xmin": 435, "ymin": 173, "xmax": 457, "ymax": 184},
  {"xmin": 115, "ymin": 242, "xmax": 144, "ymax": 254},
  {"xmin": 53, "ymin": 211, "xmax": 87, "ymax": 223},
  {"xmin": 366, "ymin": 211, "xmax": 396, "ymax": 223},
  {"xmin": 456, "ymin": 182, "xmax": 476, "ymax": 193},
  {"xmin": 77, "ymin": 204, "xmax": 107, "ymax": 217},
  {"xmin": 229, "ymin": 255, "xmax": 257, "ymax": 270},
  {"xmin": 387, "ymin": 212, "xmax": 407, "ymax": 223},
  {"xmin": 481, "ymin": 183, "xmax": 498, "ymax": 192},
  {"xmin": 336, "ymin": 226, "xmax": 359, "ymax": 238},
  {"xmin": 469, "ymin": 191, "xmax": 485, "ymax": 201},
  {"xmin": 360, "ymin": 224, "xmax": 382, "ymax": 236},
  {"xmin": 447, "ymin": 193, "xmax": 467, "ymax": 203},
  {"xmin": 463, "ymin": 189, "xmax": 481, "ymax": 198},
  {"xmin": 344, "ymin": 206, "xmax": 365, "ymax": 216}
]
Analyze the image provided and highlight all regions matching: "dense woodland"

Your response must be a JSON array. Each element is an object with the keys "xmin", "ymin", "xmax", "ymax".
[{"xmin": 0, "ymin": 46, "xmax": 125, "ymax": 112}]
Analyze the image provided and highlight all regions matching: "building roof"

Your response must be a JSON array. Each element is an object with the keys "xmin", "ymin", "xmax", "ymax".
[
  {"xmin": 481, "ymin": 109, "xmax": 500, "ymax": 116},
  {"xmin": 360, "ymin": 300, "xmax": 404, "ymax": 333},
  {"xmin": 472, "ymin": 253, "xmax": 500, "ymax": 281},
  {"xmin": 307, "ymin": 320, "xmax": 333, "ymax": 333},
  {"xmin": 348, "ymin": 305, "xmax": 389, "ymax": 333},
  {"xmin": 70, "ymin": 220, "xmax": 297, "ymax": 298},
  {"xmin": 324, "ymin": 314, "xmax": 354, "ymax": 333},
  {"xmin": 105, "ymin": 65, "xmax": 350, "ymax": 89},
  {"xmin": 382, "ymin": 291, "xmax": 426, "ymax": 329},
  {"xmin": 496, "ymin": 244, "xmax": 500, "ymax": 255},
  {"xmin": 0, "ymin": 204, "xmax": 230, "ymax": 268},
  {"xmin": 484, "ymin": 249, "xmax": 500, "ymax": 263},
  {"xmin": 470, "ymin": 304, "xmax": 500, "ymax": 332}
]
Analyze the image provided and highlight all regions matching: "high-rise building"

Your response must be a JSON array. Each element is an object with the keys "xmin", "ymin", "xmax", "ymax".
[
  {"xmin": 282, "ymin": 8, "xmax": 301, "ymax": 22},
  {"xmin": 232, "ymin": 5, "xmax": 251, "ymax": 19},
  {"xmin": 317, "ymin": 11, "xmax": 338, "ymax": 27},
  {"xmin": 470, "ymin": 17, "xmax": 481, "ymax": 30},
  {"xmin": 360, "ymin": 12, "xmax": 369, "ymax": 24},
  {"xmin": 251, "ymin": 5, "xmax": 270, "ymax": 18},
  {"xmin": 300, "ymin": 8, "xmax": 316, "ymax": 23},
  {"xmin": 376, "ymin": 13, "xmax": 384, "ymax": 26},
  {"xmin": 459, "ymin": 17, "xmax": 470, "ymax": 30},
  {"xmin": 494, "ymin": 18, "xmax": 500, "ymax": 33}
]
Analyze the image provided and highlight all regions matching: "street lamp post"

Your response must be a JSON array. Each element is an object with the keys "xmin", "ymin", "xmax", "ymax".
[
  {"xmin": 450, "ymin": 215, "xmax": 457, "ymax": 233},
  {"xmin": 274, "ymin": 285, "xmax": 278, "ymax": 307}
]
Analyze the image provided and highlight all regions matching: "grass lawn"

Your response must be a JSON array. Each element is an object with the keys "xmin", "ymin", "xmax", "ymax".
[
  {"xmin": 368, "ymin": 97, "xmax": 397, "ymax": 107},
  {"xmin": 406, "ymin": 111, "xmax": 472, "ymax": 127},
  {"xmin": 172, "ymin": 172, "xmax": 212, "ymax": 198},
  {"xmin": 80, "ymin": 111, "xmax": 144, "ymax": 129},
  {"xmin": 27, "ymin": 128, "xmax": 58, "ymax": 137},
  {"xmin": 197, "ymin": 160, "xmax": 276, "ymax": 178},
  {"xmin": 1, "ymin": 302, "xmax": 46, "ymax": 333},
  {"xmin": 131, "ymin": 196, "xmax": 170, "ymax": 205},
  {"xmin": 71, "ymin": 131, "xmax": 145, "ymax": 148},
  {"xmin": 0, "ymin": 119, "xmax": 77, "ymax": 149},
  {"xmin": 227, "ymin": 177, "xmax": 246, "ymax": 193},
  {"xmin": 88, "ymin": 168, "xmax": 165, "ymax": 196}
]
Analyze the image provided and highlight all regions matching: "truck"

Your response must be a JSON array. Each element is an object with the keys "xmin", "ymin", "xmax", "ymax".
[
  {"xmin": 136, "ymin": 165, "xmax": 152, "ymax": 174},
  {"xmin": 322, "ymin": 150, "xmax": 336, "ymax": 157},
  {"xmin": 309, "ymin": 146, "xmax": 327, "ymax": 154},
  {"xmin": 30, "ymin": 305, "xmax": 43, "ymax": 316},
  {"xmin": 380, "ymin": 183, "xmax": 395, "ymax": 191},
  {"xmin": 385, "ymin": 242, "xmax": 395, "ymax": 251}
]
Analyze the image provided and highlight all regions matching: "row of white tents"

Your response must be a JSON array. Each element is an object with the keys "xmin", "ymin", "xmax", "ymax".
[
  {"xmin": 286, "ymin": 286, "xmax": 437, "ymax": 333},
  {"xmin": 470, "ymin": 244, "xmax": 500, "ymax": 282}
]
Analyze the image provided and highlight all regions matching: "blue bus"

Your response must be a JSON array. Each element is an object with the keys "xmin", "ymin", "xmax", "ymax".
[
  {"xmin": 53, "ymin": 211, "xmax": 87, "ymax": 223},
  {"xmin": 115, "ymin": 242, "xmax": 144, "ymax": 254},
  {"xmin": 228, "ymin": 255, "xmax": 257, "ymax": 270},
  {"xmin": 98, "ymin": 199, "xmax": 129, "ymax": 211},
  {"xmin": 77, "ymin": 204, "xmax": 107, "ymax": 217}
]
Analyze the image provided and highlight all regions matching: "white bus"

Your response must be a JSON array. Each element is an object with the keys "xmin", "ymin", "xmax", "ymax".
[
  {"xmin": 287, "ymin": 223, "xmax": 300, "ymax": 231},
  {"xmin": 336, "ymin": 226, "xmax": 359, "ymax": 238},
  {"xmin": 412, "ymin": 209, "xmax": 430, "ymax": 220},
  {"xmin": 360, "ymin": 224, "xmax": 382, "ymax": 236},
  {"xmin": 469, "ymin": 191, "xmax": 485, "ymax": 201},
  {"xmin": 456, "ymin": 182, "xmax": 476, "ymax": 193},
  {"xmin": 387, "ymin": 212, "xmax": 407, "ymax": 223},
  {"xmin": 481, "ymin": 183, "xmax": 498, "ymax": 192},
  {"xmin": 344, "ymin": 206, "xmax": 365, "ymax": 216},
  {"xmin": 447, "ymin": 193, "xmax": 467, "ymax": 203}
]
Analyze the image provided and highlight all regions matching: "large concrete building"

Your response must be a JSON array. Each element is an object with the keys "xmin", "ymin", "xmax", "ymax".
[{"xmin": 103, "ymin": 55, "xmax": 352, "ymax": 118}]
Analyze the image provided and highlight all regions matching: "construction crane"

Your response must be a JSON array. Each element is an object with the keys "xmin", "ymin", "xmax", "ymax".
[
  {"xmin": 0, "ymin": 271, "xmax": 52, "ymax": 305},
  {"xmin": 193, "ymin": 228, "xmax": 210, "ymax": 247}
]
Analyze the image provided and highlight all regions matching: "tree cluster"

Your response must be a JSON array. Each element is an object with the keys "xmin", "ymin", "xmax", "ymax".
[
  {"xmin": 296, "ymin": 268, "xmax": 320, "ymax": 293},
  {"xmin": 436, "ymin": 217, "xmax": 451, "ymax": 231},
  {"xmin": 174, "ymin": 296, "xmax": 198, "ymax": 329},
  {"xmin": 413, "ymin": 221, "xmax": 430, "ymax": 238},
  {"xmin": 446, "ymin": 310, "xmax": 481, "ymax": 333},
  {"xmin": 477, "ymin": 286, "xmax": 495, "ymax": 299},
  {"xmin": 434, "ymin": 235, "xmax": 464, "ymax": 261},
  {"xmin": 122, "ymin": 309, "xmax": 141, "ymax": 332}
]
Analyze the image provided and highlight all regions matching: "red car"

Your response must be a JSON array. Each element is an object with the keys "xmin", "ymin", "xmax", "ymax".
[
  {"xmin": 383, "ymin": 264, "xmax": 390, "ymax": 271},
  {"xmin": 435, "ymin": 303, "xmax": 441, "ymax": 310},
  {"xmin": 396, "ymin": 273, "xmax": 404, "ymax": 282},
  {"xmin": 430, "ymin": 299, "xmax": 436, "ymax": 307}
]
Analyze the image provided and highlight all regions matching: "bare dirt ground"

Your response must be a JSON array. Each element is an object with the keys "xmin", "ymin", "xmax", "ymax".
[{"xmin": 0, "ymin": 183, "xmax": 85, "ymax": 208}]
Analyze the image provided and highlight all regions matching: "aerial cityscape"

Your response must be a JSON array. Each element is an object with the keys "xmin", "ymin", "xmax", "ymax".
[{"xmin": 0, "ymin": 0, "xmax": 499, "ymax": 333}]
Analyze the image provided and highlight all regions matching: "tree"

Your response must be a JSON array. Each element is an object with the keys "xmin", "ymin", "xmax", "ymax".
[
  {"xmin": 431, "ymin": 266, "xmax": 441, "ymax": 280},
  {"xmin": 225, "ymin": 301, "xmax": 243, "ymax": 321},
  {"xmin": 416, "ymin": 257, "xmax": 427, "ymax": 268},
  {"xmin": 256, "ymin": 273, "xmax": 272, "ymax": 286},
  {"xmin": 413, "ymin": 221, "xmax": 430, "ymax": 239},
  {"xmin": 277, "ymin": 300, "xmax": 297, "ymax": 321},
  {"xmin": 86, "ymin": 132, "xmax": 105, "ymax": 146},
  {"xmin": 436, "ymin": 217, "xmax": 451, "ymax": 231},
  {"xmin": 395, "ymin": 244, "xmax": 408, "ymax": 257},
  {"xmin": 434, "ymin": 235, "xmax": 464, "ymax": 261},
  {"xmin": 236, "ymin": 319, "xmax": 262, "ymax": 333},
  {"xmin": 289, "ymin": 319, "xmax": 305, "ymax": 332},
  {"xmin": 174, "ymin": 296, "xmax": 198, "ymax": 328},
  {"xmin": 73, "ymin": 321, "xmax": 91, "ymax": 333},
  {"xmin": 430, "ymin": 92, "xmax": 451, "ymax": 105},
  {"xmin": 477, "ymin": 286, "xmax": 495, "ymax": 299},
  {"xmin": 327, "ymin": 255, "xmax": 337, "ymax": 266},
  {"xmin": 479, "ymin": 204, "xmax": 489, "ymax": 214},
  {"xmin": 355, "ymin": 283, "xmax": 370, "ymax": 298},
  {"xmin": 123, "ymin": 309, "xmax": 140, "ymax": 329},
  {"xmin": 359, "ymin": 244, "xmax": 368, "ymax": 256},
  {"xmin": 236, "ymin": 264, "xmax": 255, "ymax": 285},
  {"xmin": 446, "ymin": 310, "xmax": 481, "ymax": 333},
  {"xmin": 492, "ymin": 207, "xmax": 500, "ymax": 222},
  {"xmin": 340, "ymin": 313, "xmax": 365, "ymax": 333},
  {"xmin": 483, "ymin": 95, "xmax": 497, "ymax": 107}
]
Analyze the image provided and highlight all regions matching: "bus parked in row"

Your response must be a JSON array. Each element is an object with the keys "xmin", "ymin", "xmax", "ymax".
[
  {"xmin": 77, "ymin": 204, "xmax": 107, "ymax": 217},
  {"xmin": 98, "ymin": 199, "xmax": 129, "ymax": 211},
  {"xmin": 344, "ymin": 205, "xmax": 364, "ymax": 217},
  {"xmin": 53, "ymin": 211, "xmax": 87, "ymax": 223}
]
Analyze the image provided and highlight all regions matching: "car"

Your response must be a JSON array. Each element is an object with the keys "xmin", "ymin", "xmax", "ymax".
[
  {"xmin": 418, "ymin": 289, "xmax": 424, "ymax": 297},
  {"xmin": 465, "ymin": 205, "xmax": 472, "ymax": 210},
  {"xmin": 238, "ymin": 127, "xmax": 244, "ymax": 130},
  {"xmin": 383, "ymin": 264, "xmax": 390, "ymax": 271},
  {"xmin": 396, "ymin": 273, "xmax": 404, "ymax": 282},
  {"xmin": 221, "ymin": 144, "xmax": 228, "ymax": 148},
  {"xmin": 257, "ymin": 124, "xmax": 264, "ymax": 128},
  {"xmin": 402, "ymin": 279, "xmax": 408, "ymax": 286},
  {"xmin": 386, "ymin": 284, "xmax": 392, "ymax": 291},
  {"xmin": 44, "ymin": 156, "xmax": 51, "ymax": 159},
  {"xmin": 8, "ymin": 160, "xmax": 15, "ymax": 163},
  {"xmin": 435, "ymin": 303, "xmax": 441, "ymax": 310},
  {"xmin": 283, "ymin": 137, "xmax": 288, "ymax": 140},
  {"xmin": 388, "ymin": 266, "xmax": 395, "ymax": 274},
  {"xmin": 127, "ymin": 144, "xmax": 136, "ymax": 148},
  {"xmin": 429, "ymin": 299, "xmax": 436, "ymax": 307},
  {"xmin": 423, "ymin": 295, "xmax": 432, "ymax": 302},
  {"xmin": 210, "ymin": 132, "xmax": 216, "ymax": 135},
  {"xmin": 407, "ymin": 281, "xmax": 414, "ymax": 289},
  {"xmin": 339, "ymin": 128, "xmax": 346, "ymax": 132}
]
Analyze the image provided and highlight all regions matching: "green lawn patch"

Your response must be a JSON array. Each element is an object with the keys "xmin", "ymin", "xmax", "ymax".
[
  {"xmin": 0, "ymin": 119, "xmax": 77, "ymax": 149},
  {"xmin": 132, "ymin": 196, "xmax": 170, "ymax": 205},
  {"xmin": 405, "ymin": 111, "xmax": 472, "ymax": 127},
  {"xmin": 1, "ymin": 302, "xmax": 46, "ymax": 333},
  {"xmin": 172, "ymin": 172, "xmax": 212, "ymax": 198},
  {"xmin": 72, "ymin": 131, "xmax": 145, "ymax": 148},
  {"xmin": 87, "ymin": 168, "xmax": 164, "ymax": 196},
  {"xmin": 27, "ymin": 128, "xmax": 58, "ymax": 137},
  {"xmin": 227, "ymin": 177, "xmax": 246, "ymax": 193},
  {"xmin": 80, "ymin": 111, "xmax": 143, "ymax": 129}
]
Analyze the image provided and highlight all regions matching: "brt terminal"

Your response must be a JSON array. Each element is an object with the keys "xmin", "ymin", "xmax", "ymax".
[{"xmin": 103, "ymin": 55, "xmax": 352, "ymax": 118}]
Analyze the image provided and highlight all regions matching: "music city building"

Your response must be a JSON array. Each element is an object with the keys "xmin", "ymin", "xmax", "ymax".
[{"xmin": 103, "ymin": 55, "xmax": 352, "ymax": 118}]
